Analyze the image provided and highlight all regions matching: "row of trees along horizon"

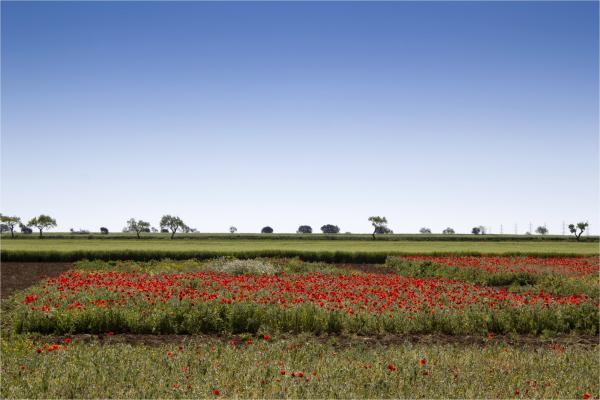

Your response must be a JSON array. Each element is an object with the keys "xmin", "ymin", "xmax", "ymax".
[{"xmin": 0, "ymin": 214, "xmax": 591, "ymax": 241}]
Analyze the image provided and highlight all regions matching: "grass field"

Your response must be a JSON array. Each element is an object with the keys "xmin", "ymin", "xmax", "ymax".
[
  {"xmin": 1, "ymin": 334, "xmax": 597, "ymax": 399},
  {"xmin": 2, "ymin": 238, "xmax": 598, "ymax": 255}
]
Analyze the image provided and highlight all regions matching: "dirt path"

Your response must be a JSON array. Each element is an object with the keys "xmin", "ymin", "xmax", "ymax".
[
  {"xmin": 28, "ymin": 332, "xmax": 599, "ymax": 348},
  {"xmin": 0, "ymin": 262, "xmax": 72, "ymax": 299}
]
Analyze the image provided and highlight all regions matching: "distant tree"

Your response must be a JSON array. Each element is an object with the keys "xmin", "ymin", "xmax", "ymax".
[
  {"xmin": 100, "ymin": 227, "xmax": 109, "ymax": 234},
  {"xmin": 535, "ymin": 226, "xmax": 548, "ymax": 235},
  {"xmin": 320, "ymin": 224, "xmax": 340, "ymax": 234},
  {"xmin": 568, "ymin": 222, "xmax": 588, "ymax": 241},
  {"xmin": 230, "ymin": 226, "xmax": 237, "ymax": 234},
  {"xmin": 297, "ymin": 225, "xmax": 313, "ymax": 234},
  {"xmin": 160, "ymin": 215, "xmax": 189, "ymax": 239},
  {"xmin": 374, "ymin": 226, "xmax": 393, "ymax": 234},
  {"xmin": 472, "ymin": 226, "xmax": 481, "ymax": 235},
  {"xmin": 442, "ymin": 227, "xmax": 455, "ymax": 234},
  {"xmin": 0, "ymin": 214, "xmax": 21, "ymax": 238},
  {"xmin": 20, "ymin": 224, "xmax": 32, "ymax": 234},
  {"xmin": 151, "ymin": 227, "xmax": 158, "ymax": 233},
  {"xmin": 126, "ymin": 218, "xmax": 151, "ymax": 239},
  {"xmin": 419, "ymin": 227, "xmax": 432, "ymax": 234},
  {"xmin": 28, "ymin": 215, "xmax": 57, "ymax": 238},
  {"xmin": 0, "ymin": 224, "xmax": 8, "ymax": 233},
  {"xmin": 261, "ymin": 226, "xmax": 274, "ymax": 234},
  {"xmin": 368, "ymin": 216, "xmax": 389, "ymax": 240},
  {"xmin": 161, "ymin": 228, "xmax": 169, "ymax": 233}
]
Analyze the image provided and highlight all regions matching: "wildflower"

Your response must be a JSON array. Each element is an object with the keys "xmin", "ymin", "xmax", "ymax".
[
  {"xmin": 583, "ymin": 393, "xmax": 590, "ymax": 399},
  {"xmin": 297, "ymin": 372, "xmax": 304, "ymax": 378},
  {"xmin": 35, "ymin": 348, "xmax": 42, "ymax": 354},
  {"xmin": 64, "ymin": 338, "xmax": 72, "ymax": 344},
  {"xmin": 263, "ymin": 335, "xmax": 270, "ymax": 340},
  {"xmin": 107, "ymin": 331, "xmax": 114, "ymax": 336},
  {"xmin": 419, "ymin": 358, "xmax": 426, "ymax": 366},
  {"xmin": 280, "ymin": 370, "xmax": 286, "ymax": 376},
  {"xmin": 387, "ymin": 363, "xmax": 396, "ymax": 372},
  {"xmin": 213, "ymin": 389, "xmax": 220, "ymax": 396}
]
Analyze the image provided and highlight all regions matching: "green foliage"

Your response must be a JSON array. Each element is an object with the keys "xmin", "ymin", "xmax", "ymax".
[
  {"xmin": 261, "ymin": 226, "xmax": 274, "ymax": 234},
  {"xmin": 159, "ymin": 215, "xmax": 189, "ymax": 239},
  {"xmin": 368, "ymin": 216, "xmax": 390, "ymax": 238},
  {"xmin": 27, "ymin": 215, "xmax": 57, "ymax": 238},
  {"xmin": 0, "ymin": 215, "xmax": 21, "ymax": 238},
  {"xmin": 386, "ymin": 257, "xmax": 599, "ymax": 297},
  {"xmin": 125, "ymin": 218, "xmax": 151, "ymax": 239},
  {"xmin": 320, "ymin": 224, "xmax": 340, "ymax": 234},
  {"xmin": 568, "ymin": 222, "xmax": 589, "ymax": 241}
]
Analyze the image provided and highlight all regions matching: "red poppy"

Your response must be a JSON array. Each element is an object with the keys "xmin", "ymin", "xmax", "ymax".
[
  {"xmin": 263, "ymin": 335, "xmax": 270, "ymax": 340},
  {"xmin": 35, "ymin": 348, "xmax": 42, "ymax": 354},
  {"xmin": 419, "ymin": 359, "xmax": 426, "ymax": 366},
  {"xmin": 64, "ymin": 338, "xmax": 72, "ymax": 344},
  {"xmin": 280, "ymin": 370, "xmax": 286, "ymax": 376},
  {"xmin": 297, "ymin": 372, "xmax": 304, "ymax": 378},
  {"xmin": 387, "ymin": 364, "xmax": 396, "ymax": 372},
  {"xmin": 583, "ymin": 393, "xmax": 591, "ymax": 399},
  {"xmin": 213, "ymin": 389, "xmax": 220, "ymax": 396}
]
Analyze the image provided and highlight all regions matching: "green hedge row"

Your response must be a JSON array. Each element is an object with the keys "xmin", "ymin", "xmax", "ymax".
[{"xmin": 1, "ymin": 250, "xmax": 594, "ymax": 263}]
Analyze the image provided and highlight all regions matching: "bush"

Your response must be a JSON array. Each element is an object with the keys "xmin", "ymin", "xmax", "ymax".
[
  {"xmin": 443, "ymin": 228, "xmax": 455, "ymax": 234},
  {"xmin": 321, "ymin": 224, "xmax": 340, "ymax": 234},
  {"xmin": 19, "ymin": 225, "xmax": 32, "ymax": 234},
  {"xmin": 297, "ymin": 225, "xmax": 312, "ymax": 234},
  {"xmin": 261, "ymin": 226, "xmax": 274, "ymax": 234},
  {"xmin": 374, "ymin": 226, "xmax": 393, "ymax": 234},
  {"xmin": 419, "ymin": 228, "xmax": 432, "ymax": 234},
  {"xmin": 100, "ymin": 227, "xmax": 109, "ymax": 234}
]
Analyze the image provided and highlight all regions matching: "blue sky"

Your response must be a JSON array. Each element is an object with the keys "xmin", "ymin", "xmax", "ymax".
[{"xmin": 1, "ymin": 1, "xmax": 598, "ymax": 234}]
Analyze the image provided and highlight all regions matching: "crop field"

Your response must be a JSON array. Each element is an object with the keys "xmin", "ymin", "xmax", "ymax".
[
  {"xmin": 1, "ymin": 238, "xmax": 598, "ymax": 264},
  {"xmin": 1, "ymin": 256, "xmax": 599, "ymax": 398}
]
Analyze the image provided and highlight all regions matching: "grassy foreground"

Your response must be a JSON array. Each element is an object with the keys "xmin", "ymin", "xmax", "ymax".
[{"xmin": 1, "ymin": 334, "xmax": 597, "ymax": 399}]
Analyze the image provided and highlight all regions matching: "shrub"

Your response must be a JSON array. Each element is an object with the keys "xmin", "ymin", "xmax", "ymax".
[
  {"xmin": 100, "ymin": 227, "xmax": 109, "ymax": 234},
  {"xmin": 321, "ymin": 224, "xmax": 340, "ymax": 234},
  {"xmin": 261, "ymin": 226, "xmax": 274, "ymax": 234},
  {"xmin": 297, "ymin": 225, "xmax": 312, "ymax": 234},
  {"xmin": 443, "ymin": 227, "xmax": 455, "ymax": 234},
  {"xmin": 419, "ymin": 228, "xmax": 432, "ymax": 234}
]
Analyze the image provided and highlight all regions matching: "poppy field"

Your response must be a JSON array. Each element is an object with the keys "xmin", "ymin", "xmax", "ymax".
[{"xmin": 1, "ymin": 256, "xmax": 599, "ymax": 398}]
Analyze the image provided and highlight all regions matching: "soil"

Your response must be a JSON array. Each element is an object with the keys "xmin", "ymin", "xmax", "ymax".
[
  {"xmin": 28, "ymin": 332, "xmax": 599, "ymax": 349},
  {"xmin": 0, "ymin": 262, "xmax": 72, "ymax": 299}
]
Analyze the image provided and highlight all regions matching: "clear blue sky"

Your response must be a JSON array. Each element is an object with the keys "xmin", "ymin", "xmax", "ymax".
[{"xmin": 1, "ymin": 1, "xmax": 598, "ymax": 234}]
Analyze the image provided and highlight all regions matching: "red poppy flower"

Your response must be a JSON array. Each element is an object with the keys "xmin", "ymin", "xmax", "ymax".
[
  {"xmin": 35, "ymin": 348, "xmax": 42, "ymax": 354},
  {"xmin": 64, "ymin": 338, "xmax": 72, "ymax": 344},
  {"xmin": 583, "ymin": 393, "xmax": 590, "ymax": 399},
  {"xmin": 263, "ymin": 335, "xmax": 270, "ymax": 340},
  {"xmin": 213, "ymin": 389, "xmax": 220, "ymax": 396},
  {"xmin": 419, "ymin": 359, "xmax": 426, "ymax": 366},
  {"xmin": 387, "ymin": 364, "xmax": 396, "ymax": 372},
  {"xmin": 280, "ymin": 370, "xmax": 286, "ymax": 376},
  {"xmin": 297, "ymin": 372, "xmax": 304, "ymax": 378}
]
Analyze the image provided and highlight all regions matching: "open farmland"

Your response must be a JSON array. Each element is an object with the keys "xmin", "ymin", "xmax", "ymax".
[
  {"xmin": 1, "ymin": 256, "xmax": 599, "ymax": 398},
  {"xmin": 1, "ymin": 238, "xmax": 598, "ymax": 264}
]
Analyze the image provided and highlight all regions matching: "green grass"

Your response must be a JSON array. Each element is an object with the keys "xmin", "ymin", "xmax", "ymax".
[
  {"xmin": 1, "ymin": 334, "xmax": 597, "ymax": 399},
  {"xmin": 2, "ymin": 238, "xmax": 599, "ymax": 255}
]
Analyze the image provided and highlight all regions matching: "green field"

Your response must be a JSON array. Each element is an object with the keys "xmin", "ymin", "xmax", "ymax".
[{"xmin": 2, "ymin": 238, "xmax": 598, "ymax": 254}]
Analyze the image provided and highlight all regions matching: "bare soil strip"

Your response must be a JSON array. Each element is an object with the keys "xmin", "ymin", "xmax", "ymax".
[
  {"xmin": 29, "ymin": 333, "xmax": 599, "ymax": 348},
  {"xmin": 0, "ymin": 262, "xmax": 72, "ymax": 299}
]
